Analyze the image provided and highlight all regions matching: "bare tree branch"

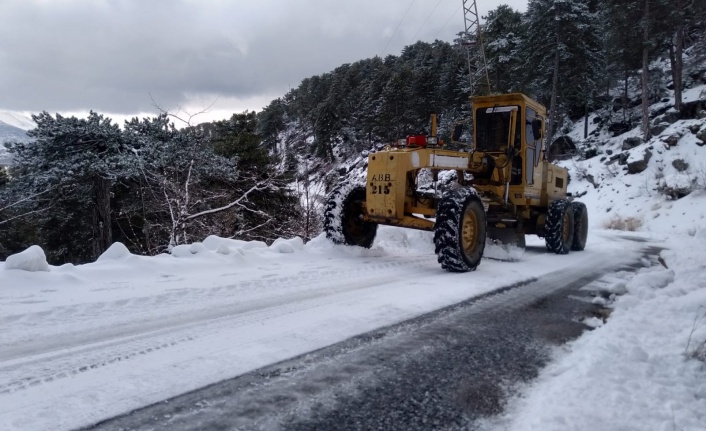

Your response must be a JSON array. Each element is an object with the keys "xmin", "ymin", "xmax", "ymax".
[
  {"xmin": 149, "ymin": 93, "xmax": 218, "ymax": 127},
  {"xmin": 185, "ymin": 180, "xmax": 271, "ymax": 221},
  {"xmin": 0, "ymin": 186, "xmax": 55, "ymax": 212},
  {"xmin": 232, "ymin": 219, "xmax": 273, "ymax": 238}
]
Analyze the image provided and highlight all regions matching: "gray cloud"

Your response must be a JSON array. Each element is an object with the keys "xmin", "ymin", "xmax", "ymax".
[{"xmin": 0, "ymin": 0, "xmax": 527, "ymax": 116}]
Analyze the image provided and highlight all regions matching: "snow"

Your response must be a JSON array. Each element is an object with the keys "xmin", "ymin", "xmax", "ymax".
[
  {"xmin": 556, "ymin": 90, "xmax": 706, "ymax": 237},
  {"xmin": 481, "ymin": 234, "xmax": 706, "ymax": 431},
  {"xmin": 0, "ymin": 111, "xmax": 35, "ymax": 131},
  {"xmin": 97, "ymin": 242, "xmax": 131, "ymax": 261},
  {"xmin": 0, "ymin": 226, "xmax": 650, "ymax": 431},
  {"xmin": 4, "ymin": 245, "xmax": 49, "ymax": 272}
]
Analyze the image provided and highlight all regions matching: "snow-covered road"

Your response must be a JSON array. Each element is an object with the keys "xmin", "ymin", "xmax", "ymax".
[{"xmin": 0, "ymin": 228, "xmax": 650, "ymax": 430}]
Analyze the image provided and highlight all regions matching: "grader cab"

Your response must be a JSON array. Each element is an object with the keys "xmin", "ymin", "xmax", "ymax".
[{"xmin": 323, "ymin": 93, "xmax": 588, "ymax": 272}]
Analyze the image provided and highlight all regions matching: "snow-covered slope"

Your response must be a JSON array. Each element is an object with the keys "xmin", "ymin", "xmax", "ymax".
[
  {"xmin": 0, "ymin": 112, "xmax": 34, "ymax": 164},
  {"xmin": 559, "ymin": 84, "xmax": 706, "ymax": 237},
  {"xmin": 0, "ymin": 112, "xmax": 35, "ymax": 131}
]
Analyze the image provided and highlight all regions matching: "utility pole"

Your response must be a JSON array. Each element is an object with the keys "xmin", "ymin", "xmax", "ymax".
[{"xmin": 461, "ymin": 0, "xmax": 491, "ymax": 96}]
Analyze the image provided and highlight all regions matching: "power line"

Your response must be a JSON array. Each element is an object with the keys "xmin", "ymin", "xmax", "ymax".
[
  {"xmin": 381, "ymin": 0, "xmax": 417, "ymax": 57},
  {"xmin": 407, "ymin": 0, "xmax": 444, "ymax": 46},
  {"xmin": 434, "ymin": 4, "xmax": 462, "ymax": 41}
]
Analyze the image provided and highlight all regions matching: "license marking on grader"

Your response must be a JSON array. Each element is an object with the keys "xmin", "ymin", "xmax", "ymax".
[{"xmin": 370, "ymin": 184, "xmax": 391, "ymax": 195}]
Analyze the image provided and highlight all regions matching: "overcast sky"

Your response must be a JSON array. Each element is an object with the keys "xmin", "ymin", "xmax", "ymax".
[{"xmin": 0, "ymin": 0, "xmax": 527, "ymax": 124}]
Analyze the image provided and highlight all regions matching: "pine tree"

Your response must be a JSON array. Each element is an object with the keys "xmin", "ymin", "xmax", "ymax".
[
  {"xmin": 5, "ymin": 111, "xmax": 131, "ymax": 261},
  {"xmin": 602, "ymin": 0, "xmax": 643, "ymax": 124},
  {"xmin": 524, "ymin": 0, "xmax": 604, "ymax": 141},
  {"xmin": 482, "ymin": 5, "xmax": 526, "ymax": 93},
  {"xmin": 257, "ymin": 99, "xmax": 286, "ymax": 153}
]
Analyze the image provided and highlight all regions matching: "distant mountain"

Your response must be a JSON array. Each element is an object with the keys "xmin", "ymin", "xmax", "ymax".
[
  {"xmin": 0, "ymin": 112, "xmax": 35, "ymax": 165},
  {"xmin": 0, "ymin": 111, "xmax": 35, "ymax": 130},
  {"xmin": 0, "ymin": 122, "xmax": 30, "ymax": 141}
]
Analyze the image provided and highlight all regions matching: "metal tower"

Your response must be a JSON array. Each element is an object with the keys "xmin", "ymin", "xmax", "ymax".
[{"xmin": 461, "ymin": 0, "xmax": 491, "ymax": 96}]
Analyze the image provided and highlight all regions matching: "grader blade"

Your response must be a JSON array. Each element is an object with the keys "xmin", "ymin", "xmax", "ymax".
[{"xmin": 484, "ymin": 227, "xmax": 526, "ymax": 262}]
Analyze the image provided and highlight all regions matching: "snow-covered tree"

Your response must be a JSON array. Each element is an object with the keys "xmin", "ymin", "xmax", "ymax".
[
  {"xmin": 4, "ymin": 111, "xmax": 132, "ymax": 261},
  {"xmin": 122, "ymin": 114, "xmax": 246, "ymax": 250},
  {"xmin": 482, "ymin": 5, "xmax": 526, "ymax": 93},
  {"xmin": 524, "ymin": 0, "xmax": 604, "ymax": 141}
]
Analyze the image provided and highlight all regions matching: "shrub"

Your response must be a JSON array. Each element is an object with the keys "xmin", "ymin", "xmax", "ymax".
[
  {"xmin": 603, "ymin": 215, "xmax": 643, "ymax": 231},
  {"xmin": 685, "ymin": 310, "xmax": 706, "ymax": 364}
]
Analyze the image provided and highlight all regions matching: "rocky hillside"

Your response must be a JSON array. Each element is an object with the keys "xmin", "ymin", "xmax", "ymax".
[{"xmin": 556, "ymin": 51, "xmax": 706, "ymax": 237}]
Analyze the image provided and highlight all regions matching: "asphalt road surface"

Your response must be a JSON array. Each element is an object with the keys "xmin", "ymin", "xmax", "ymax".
[{"xmin": 86, "ymin": 244, "xmax": 659, "ymax": 431}]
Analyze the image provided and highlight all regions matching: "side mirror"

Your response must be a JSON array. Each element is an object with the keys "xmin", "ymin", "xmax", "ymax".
[{"xmin": 532, "ymin": 119, "xmax": 543, "ymax": 140}]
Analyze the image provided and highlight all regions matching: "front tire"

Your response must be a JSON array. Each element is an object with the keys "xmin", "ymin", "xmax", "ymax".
[
  {"xmin": 571, "ymin": 201, "xmax": 588, "ymax": 251},
  {"xmin": 434, "ymin": 188, "xmax": 486, "ymax": 272},
  {"xmin": 545, "ymin": 199, "xmax": 574, "ymax": 254},
  {"xmin": 323, "ymin": 182, "xmax": 377, "ymax": 248}
]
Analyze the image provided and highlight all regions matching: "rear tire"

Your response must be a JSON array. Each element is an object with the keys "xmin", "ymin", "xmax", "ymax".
[
  {"xmin": 571, "ymin": 201, "xmax": 588, "ymax": 251},
  {"xmin": 323, "ymin": 182, "xmax": 377, "ymax": 248},
  {"xmin": 545, "ymin": 199, "xmax": 574, "ymax": 255},
  {"xmin": 434, "ymin": 188, "xmax": 486, "ymax": 272}
]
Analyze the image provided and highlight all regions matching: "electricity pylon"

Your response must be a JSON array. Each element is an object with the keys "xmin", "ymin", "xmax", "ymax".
[{"xmin": 461, "ymin": 0, "xmax": 491, "ymax": 96}]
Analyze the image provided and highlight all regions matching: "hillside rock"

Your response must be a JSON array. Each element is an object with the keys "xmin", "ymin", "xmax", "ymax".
[
  {"xmin": 548, "ymin": 136, "xmax": 576, "ymax": 160},
  {"xmin": 681, "ymin": 99, "xmax": 706, "ymax": 119},
  {"xmin": 696, "ymin": 128, "xmax": 706, "ymax": 142},
  {"xmin": 671, "ymin": 159, "xmax": 689, "ymax": 172},
  {"xmin": 650, "ymin": 123, "xmax": 670, "ymax": 136},
  {"xmin": 622, "ymin": 137, "xmax": 643, "ymax": 150},
  {"xmin": 609, "ymin": 122, "xmax": 632, "ymax": 137},
  {"xmin": 662, "ymin": 134, "xmax": 681, "ymax": 146},
  {"xmin": 627, "ymin": 149, "xmax": 652, "ymax": 174},
  {"xmin": 663, "ymin": 110, "xmax": 680, "ymax": 124}
]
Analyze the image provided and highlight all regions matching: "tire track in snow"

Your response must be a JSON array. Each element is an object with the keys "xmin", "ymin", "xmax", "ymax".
[
  {"xmin": 0, "ymin": 256, "xmax": 442, "ymax": 394},
  {"xmin": 0, "ymin": 256, "xmax": 433, "ymax": 350}
]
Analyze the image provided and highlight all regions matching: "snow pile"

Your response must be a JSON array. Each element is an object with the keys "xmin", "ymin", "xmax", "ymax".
[
  {"xmin": 270, "ymin": 236, "xmax": 305, "ymax": 253},
  {"xmin": 4, "ymin": 245, "xmax": 49, "ymax": 272},
  {"xmin": 171, "ymin": 242, "xmax": 210, "ymax": 257},
  {"xmin": 97, "ymin": 242, "xmax": 132, "ymax": 261}
]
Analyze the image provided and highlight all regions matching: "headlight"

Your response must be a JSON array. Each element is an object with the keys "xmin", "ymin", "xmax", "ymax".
[{"xmin": 427, "ymin": 136, "xmax": 439, "ymax": 146}]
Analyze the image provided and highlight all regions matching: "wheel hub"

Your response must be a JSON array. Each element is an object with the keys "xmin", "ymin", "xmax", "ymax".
[
  {"xmin": 562, "ymin": 211, "xmax": 571, "ymax": 242},
  {"xmin": 461, "ymin": 208, "xmax": 478, "ymax": 254}
]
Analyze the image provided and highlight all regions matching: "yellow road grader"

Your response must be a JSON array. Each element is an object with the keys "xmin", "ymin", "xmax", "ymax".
[{"xmin": 324, "ymin": 93, "xmax": 588, "ymax": 272}]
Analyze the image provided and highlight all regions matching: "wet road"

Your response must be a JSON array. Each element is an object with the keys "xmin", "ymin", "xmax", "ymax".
[{"xmin": 86, "ymin": 245, "xmax": 659, "ymax": 431}]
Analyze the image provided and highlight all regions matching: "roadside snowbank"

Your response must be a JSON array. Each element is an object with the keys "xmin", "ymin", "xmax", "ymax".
[{"xmin": 483, "ymin": 227, "xmax": 706, "ymax": 431}]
